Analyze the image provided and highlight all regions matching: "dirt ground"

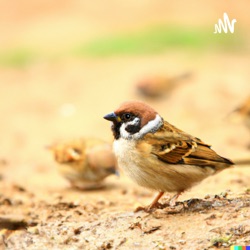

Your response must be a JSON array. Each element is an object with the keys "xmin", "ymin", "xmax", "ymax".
[{"xmin": 0, "ymin": 1, "xmax": 250, "ymax": 249}]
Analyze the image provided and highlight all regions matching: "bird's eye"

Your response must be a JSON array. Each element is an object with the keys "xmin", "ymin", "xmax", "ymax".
[{"xmin": 123, "ymin": 113, "xmax": 131, "ymax": 120}]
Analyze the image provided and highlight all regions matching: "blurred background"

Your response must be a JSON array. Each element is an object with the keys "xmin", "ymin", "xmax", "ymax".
[{"xmin": 0, "ymin": 0, "xmax": 250, "ymax": 193}]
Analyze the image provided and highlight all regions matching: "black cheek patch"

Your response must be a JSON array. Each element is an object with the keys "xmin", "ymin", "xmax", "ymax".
[
  {"xmin": 111, "ymin": 123, "xmax": 121, "ymax": 139},
  {"xmin": 125, "ymin": 124, "xmax": 141, "ymax": 134}
]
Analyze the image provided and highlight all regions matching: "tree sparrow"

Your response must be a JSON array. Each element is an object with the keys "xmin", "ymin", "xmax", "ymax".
[
  {"xmin": 136, "ymin": 72, "xmax": 191, "ymax": 98},
  {"xmin": 232, "ymin": 96, "xmax": 250, "ymax": 131},
  {"xmin": 104, "ymin": 101, "xmax": 233, "ymax": 211},
  {"xmin": 48, "ymin": 138, "xmax": 117, "ymax": 190}
]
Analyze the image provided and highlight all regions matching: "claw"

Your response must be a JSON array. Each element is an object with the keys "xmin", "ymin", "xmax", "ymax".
[
  {"xmin": 134, "ymin": 191, "xmax": 165, "ymax": 213},
  {"xmin": 134, "ymin": 201, "xmax": 164, "ymax": 213},
  {"xmin": 169, "ymin": 192, "xmax": 183, "ymax": 207}
]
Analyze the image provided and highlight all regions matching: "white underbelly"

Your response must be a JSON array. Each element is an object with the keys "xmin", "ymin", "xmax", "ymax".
[
  {"xmin": 113, "ymin": 139, "xmax": 143, "ymax": 181},
  {"xmin": 113, "ymin": 138, "xmax": 167, "ymax": 190},
  {"xmin": 113, "ymin": 138, "xmax": 214, "ymax": 192}
]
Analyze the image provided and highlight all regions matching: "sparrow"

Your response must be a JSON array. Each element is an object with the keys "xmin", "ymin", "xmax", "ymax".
[
  {"xmin": 104, "ymin": 101, "xmax": 234, "ymax": 211},
  {"xmin": 48, "ymin": 138, "xmax": 118, "ymax": 190},
  {"xmin": 231, "ymin": 96, "xmax": 250, "ymax": 131},
  {"xmin": 136, "ymin": 72, "xmax": 191, "ymax": 98}
]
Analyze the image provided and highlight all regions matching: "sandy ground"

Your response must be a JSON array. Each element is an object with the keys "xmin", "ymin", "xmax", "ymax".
[
  {"xmin": 0, "ymin": 52, "xmax": 250, "ymax": 250},
  {"xmin": 0, "ymin": 1, "xmax": 250, "ymax": 249}
]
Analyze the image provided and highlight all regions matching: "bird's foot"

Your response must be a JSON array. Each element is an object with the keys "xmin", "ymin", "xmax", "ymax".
[
  {"xmin": 134, "ymin": 202, "xmax": 164, "ymax": 213},
  {"xmin": 168, "ymin": 192, "xmax": 183, "ymax": 207},
  {"xmin": 169, "ymin": 199, "xmax": 177, "ymax": 208}
]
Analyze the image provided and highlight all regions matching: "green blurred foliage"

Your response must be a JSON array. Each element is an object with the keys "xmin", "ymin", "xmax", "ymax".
[
  {"xmin": 0, "ymin": 25, "xmax": 244, "ymax": 67},
  {"xmin": 74, "ymin": 25, "xmax": 243, "ymax": 57}
]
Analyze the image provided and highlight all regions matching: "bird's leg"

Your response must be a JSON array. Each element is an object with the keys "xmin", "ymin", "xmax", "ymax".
[
  {"xmin": 148, "ymin": 191, "xmax": 165, "ymax": 209},
  {"xmin": 135, "ymin": 191, "xmax": 164, "ymax": 212},
  {"xmin": 169, "ymin": 192, "xmax": 183, "ymax": 207}
]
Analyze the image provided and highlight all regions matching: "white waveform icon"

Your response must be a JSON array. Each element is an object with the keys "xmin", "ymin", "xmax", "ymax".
[{"xmin": 214, "ymin": 13, "xmax": 236, "ymax": 34}]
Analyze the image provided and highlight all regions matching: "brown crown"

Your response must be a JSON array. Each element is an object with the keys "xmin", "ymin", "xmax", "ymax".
[{"xmin": 114, "ymin": 101, "xmax": 158, "ymax": 127}]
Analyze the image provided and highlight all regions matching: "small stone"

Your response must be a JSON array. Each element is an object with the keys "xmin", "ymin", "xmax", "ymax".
[{"xmin": 28, "ymin": 227, "xmax": 39, "ymax": 235}]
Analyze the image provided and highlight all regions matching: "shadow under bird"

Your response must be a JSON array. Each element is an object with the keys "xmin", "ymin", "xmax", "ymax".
[
  {"xmin": 104, "ymin": 101, "xmax": 234, "ymax": 212},
  {"xmin": 48, "ymin": 138, "xmax": 118, "ymax": 190}
]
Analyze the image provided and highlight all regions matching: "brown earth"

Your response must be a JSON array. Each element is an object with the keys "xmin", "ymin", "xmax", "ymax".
[{"xmin": 0, "ymin": 1, "xmax": 250, "ymax": 249}]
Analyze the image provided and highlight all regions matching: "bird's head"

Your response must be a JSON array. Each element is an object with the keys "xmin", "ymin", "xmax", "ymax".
[{"xmin": 104, "ymin": 101, "xmax": 163, "ymax": 140}]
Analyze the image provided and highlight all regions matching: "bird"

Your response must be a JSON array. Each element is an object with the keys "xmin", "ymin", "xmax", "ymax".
[
  {"xmin": 227, "ymin": 96, "xmax": 250, "ymax": 149},
  {"xmin": 48, "ymin": 138, "xmax": 118, "ymax": 190},
  {"xmin": 231, "ymin": 96, "xmax": 250, "ymax": 131},
  {"xmin": 136, "ymin": 72, "xmax": 191, "ymax": 98},
  {"xmin": 104, "ymin": 101, "xmax": 234, "ymax": 212}
]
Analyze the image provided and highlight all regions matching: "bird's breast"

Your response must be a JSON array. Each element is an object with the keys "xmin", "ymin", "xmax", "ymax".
[
  {"xmin": 113, "ymin": 138, "xmax": 144, "ymax": 180},
  {"xmin": 113, "ymin": 138, "xmax": 138, "ymax": 165}
]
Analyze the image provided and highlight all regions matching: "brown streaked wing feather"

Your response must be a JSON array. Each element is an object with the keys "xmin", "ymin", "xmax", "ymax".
[
  {"xmin": 145, "ymin": 121, "xmax": 233, "ymax": 168},
  {"xmin": 150, "ymin": 140, "xmax": 193, "ymax": 164},
  {"xmin": 189, "ymin": 143, "xmax": 229, "ymax": 162},
  {"xmin": 150, "ymin": 140, "xmax": 192, "ymax": 164},
  {"xmin": 183, "ymin": 143, "xmax": 233, "ymax": 168}
]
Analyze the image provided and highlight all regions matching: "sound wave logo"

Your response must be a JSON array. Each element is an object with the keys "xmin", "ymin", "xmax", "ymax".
[{"xmin": 214, "ymin": 13, "xmax": 237, "ymax": 34}]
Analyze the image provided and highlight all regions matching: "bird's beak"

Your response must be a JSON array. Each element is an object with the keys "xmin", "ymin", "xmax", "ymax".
[
  {"xmin": 103, "ymin": 112, "xmax": 121, "ymax": 122},
  {"xmin": 106, "ymin": 167, "xmax": 120, "ymax": 177},
  {"xmin": 114, "ymin": 169, "xmax": 120, "ymax": 177}
]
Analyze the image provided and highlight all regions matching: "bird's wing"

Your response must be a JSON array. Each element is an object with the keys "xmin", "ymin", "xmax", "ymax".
[{"xmin": 144, "ymin": 121, "xmax": 233, "ymax": 170}]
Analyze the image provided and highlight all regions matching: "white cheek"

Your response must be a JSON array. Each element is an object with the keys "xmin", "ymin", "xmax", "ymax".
[
  {"xmin": 120, "ymin": 117, "xmax": 140, "ymax": 139},
  {"xmin": 120, "ymin": 123, "xmax": 131, "ymax": 139},
  {"xmin": 119, "ymin": 114, "xmax": 163, "ymax": 140},
  {"xmin": 138, "ymin": 114, "xmax": 162, "ymax": 136}
]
